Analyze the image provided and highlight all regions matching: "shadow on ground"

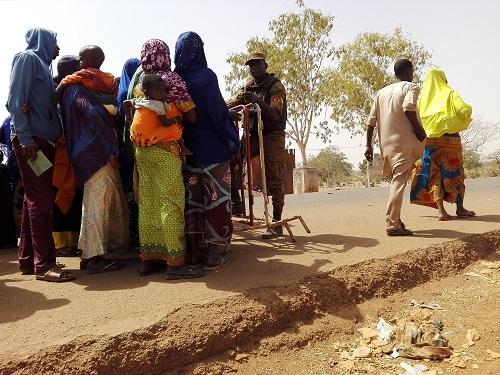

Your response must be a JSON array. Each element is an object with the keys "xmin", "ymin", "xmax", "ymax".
[
  {"xmin": 412, "ymin": 229, "xmax": 474, "ymax": 239},
  {"xmin": 0, "ymin": 253, "xmax": 70, "ymax": 324}
]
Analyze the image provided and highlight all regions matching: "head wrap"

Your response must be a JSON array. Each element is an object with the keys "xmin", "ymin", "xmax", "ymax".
[
  {"xmin": 173, "ymin": 32, "xmax": 239, "ymax": 166},
  {"xmin": 174, "ymin": 31, "xmax": 207, "ymax": 73},
  {"xmin": 140, "ymin": 39, "xmax": 192, "ymax": 102},
  {"xmin": 55, "ymin": 55, "xmax": 79, "ymax": 84},
  {"xmin": 418, "ymin": 68, "xmax": 472, "ymax": 138}
]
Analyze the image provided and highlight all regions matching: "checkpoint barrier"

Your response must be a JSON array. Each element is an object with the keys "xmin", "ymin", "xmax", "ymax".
[{"xmin": 230, "ymin": 103, "xmax": 310, "ymax": 242}]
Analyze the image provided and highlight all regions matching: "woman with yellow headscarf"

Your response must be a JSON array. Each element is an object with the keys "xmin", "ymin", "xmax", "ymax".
[{"xmin": 410, "ymin": 68, "xmax": 475, "ymax": 220}]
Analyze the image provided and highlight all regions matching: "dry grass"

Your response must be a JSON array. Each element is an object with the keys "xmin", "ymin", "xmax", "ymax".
[{"xmin": 465, "ymin": 161, "xmax": 500, "ymax": 179}]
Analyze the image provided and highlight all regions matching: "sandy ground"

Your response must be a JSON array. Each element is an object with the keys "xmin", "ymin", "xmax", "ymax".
[
  {"xmin": 0, "ymin": 229, "xmax": 498, "ymax": 374},
  {"xmin": 187, "ymin": 256, "xmax": 500, "ymax": 375},
  {"xmin": 0, "ymin": 177, "xmax": 499, "ymax": 363}
]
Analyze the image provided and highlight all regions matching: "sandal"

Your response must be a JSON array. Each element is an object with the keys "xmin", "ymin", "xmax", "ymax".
[
  {"xmin": 84, "ymin": 256, "xmax": 124, "ymax": 274},
  {"xmin": 21, "ymin": 263, "xmax": 64, "ymax": 275},
  {"xmin": 166, "ymin": 265, "xmax": 206, "ymax": 280},
  {"xmin": 386, "ymin": 227, "xmax": 414, "ymax": 237},
  {"xmin": 35, "ymin": 266, "xmax": 75, "ymax": 282}
]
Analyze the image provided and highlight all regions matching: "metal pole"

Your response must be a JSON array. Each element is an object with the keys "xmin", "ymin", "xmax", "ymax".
[
  {"xmin": 366, "ymin": 161, "xmax": 372, "ymax": 188},
  {"xmin": 243, "ymin": 106, "xmax": 254, "ymax": 225},
  {"xmin": 236, "ymin": 110, "xmax": 247, "ymax": 217},
  {"xmin": 254, "ymin": 104, "xmax": 271, "ymax": 228}
]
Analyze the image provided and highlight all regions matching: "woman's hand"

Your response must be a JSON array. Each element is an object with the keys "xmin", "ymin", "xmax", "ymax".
[{"xmin": 22, "ymin": 142, "xmax": 38, "ymax": 161}]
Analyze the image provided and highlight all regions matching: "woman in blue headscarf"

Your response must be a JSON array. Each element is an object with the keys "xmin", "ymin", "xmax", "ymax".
[
  {"xmin": 117, "ymin": 58, "xmax": 141, "ymax": 116},
  {"xmin": 174, "ymin": 31, "xmax": 239, "ymax": 270},
  {"xmin": 117, "ymin": 58, "xmax": 141, "ymax": 249}
]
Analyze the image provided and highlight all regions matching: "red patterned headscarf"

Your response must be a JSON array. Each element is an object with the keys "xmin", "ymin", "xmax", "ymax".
[{"xmin": 140, "ymin": 38, "xmax": 192, "ymax": 102}]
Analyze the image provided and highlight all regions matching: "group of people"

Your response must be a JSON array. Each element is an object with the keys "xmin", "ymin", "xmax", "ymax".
[
  {"xmin": 1, "ymin": 27, "xmax": 476, "ymax": 283},
  {"xmin": 1, "ymin": 27, "xmax": 288, "ymax": 282},
  {"xmin": 365, "ymin": 59, "xmax": 475, "ymax": 237}
]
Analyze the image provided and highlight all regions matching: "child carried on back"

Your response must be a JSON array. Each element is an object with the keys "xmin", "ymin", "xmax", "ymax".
[
  {"xmin": 126, "ymin": 74, "xmax": 189, "ymax": 158},
  {"xmin": 55, "ymin": 45, "xmax": 117, "ymax": 97},
  {"xmin": 55, "ymin": 45, "xmax": 120, "ymax": 167}
]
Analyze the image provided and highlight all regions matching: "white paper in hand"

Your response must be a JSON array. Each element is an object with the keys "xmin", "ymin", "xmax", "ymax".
[{"xmin": 27, "ymin": 150, "xmax": 52, "ymax": 177}]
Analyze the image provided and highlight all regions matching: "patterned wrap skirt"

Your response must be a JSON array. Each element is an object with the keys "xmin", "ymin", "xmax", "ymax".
[
  {"xmin": 410, "ymin": 134, "xmax": 465, "ymax": 208},
  {"xmin": 135, "ymin": 145, "xmax": 185, "ymax": 266},
  {"xmin": 184, "ymin": 161, "xmax": 233, "ymax": 247}
]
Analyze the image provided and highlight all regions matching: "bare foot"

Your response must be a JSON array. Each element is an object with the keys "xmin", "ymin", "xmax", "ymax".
[{"xmin": 456, "ymin": 208, "xmax": 476, "ymax": 218}]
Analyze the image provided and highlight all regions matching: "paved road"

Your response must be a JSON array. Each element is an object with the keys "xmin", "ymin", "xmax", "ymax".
[{"xmin": 1, "ymin": 177, "xmax": 499, "ymax": 359}]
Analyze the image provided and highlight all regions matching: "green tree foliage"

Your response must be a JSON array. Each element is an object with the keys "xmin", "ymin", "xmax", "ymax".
[
  {"xmin": 225, "ymin": 5, "xmax": 335, "ymax": 166},
  {"xmin": 308, "ymin": 146, "xmax": 353, "ymax": 186},
  {"xmin": 329, "ymin": 28, "xmax": 432, "ymax": 137}
]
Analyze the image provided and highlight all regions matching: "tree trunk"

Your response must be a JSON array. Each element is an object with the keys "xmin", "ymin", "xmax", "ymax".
[{"xmin": 299, "ymin": 144, "xmax": 307, "ymax": 167}]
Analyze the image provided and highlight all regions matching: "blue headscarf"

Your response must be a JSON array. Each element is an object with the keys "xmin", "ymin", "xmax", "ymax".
[
  {"xmin": 117, "ymin": 58, "xmax": 141, "ymax": 115},
  {"xmin": 174, "ymin": 32, "xmax": 207, "ymax": 72},
  {"xmin": 174, "ymin": 32, "xmax": 239, "ymax": 166},
  {"xmin": 55, "ymin": 55, "xmax": 79, "ymax": 84}
]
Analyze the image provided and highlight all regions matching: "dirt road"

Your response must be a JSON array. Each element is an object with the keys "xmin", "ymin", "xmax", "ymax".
[{"xmin": 0, "ymin": 177, "xmax": 499, "ymax": 371}]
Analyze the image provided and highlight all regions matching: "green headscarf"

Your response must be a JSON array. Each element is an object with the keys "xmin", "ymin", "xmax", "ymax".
[{"xmin": 418, "ymin": 68, "xmax": 472, "ymax": 138}]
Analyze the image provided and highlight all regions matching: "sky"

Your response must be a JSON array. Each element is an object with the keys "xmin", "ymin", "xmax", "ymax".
[{"xmin": 1, "ymin": 0, "xmax": 499, "ymax": 167}]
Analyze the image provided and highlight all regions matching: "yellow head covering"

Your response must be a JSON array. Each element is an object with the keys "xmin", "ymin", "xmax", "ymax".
[{"xmin": 418, "ymin": 68, "xmax": 472, "ymax": 138}]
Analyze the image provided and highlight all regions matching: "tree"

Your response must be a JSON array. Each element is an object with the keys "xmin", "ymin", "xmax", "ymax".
[
  {"xmin": 461, "ymin": 117, "xmax": 499, "ymax": 152},
  {"xmin": 225, "ymin": 4, "xmax": 335, "ymax": 166},
  {"xmin": 329, "ymin": 28, "xmax": 432, "ymax": 137},
  {"xmin": 463, "ymin": 149, "xmax": 482, "ymax": 171},
  {"xmin": 460, "ymin": 118, "xmax": 499, "ymax": 172},
  {"xmin": 308, "ymin": 146, "xmax": 353, "ymax": 186},
  {"xmin": 488, "ymin": 150, "xmax": 500, "ymax": 163}
]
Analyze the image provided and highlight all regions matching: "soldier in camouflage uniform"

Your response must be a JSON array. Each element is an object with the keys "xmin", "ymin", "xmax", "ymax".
[{"xmin": 228, "ymin": 52, "xmax": 287, "ymax": 239}]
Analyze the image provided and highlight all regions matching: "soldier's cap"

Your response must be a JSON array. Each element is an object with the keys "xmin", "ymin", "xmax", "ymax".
[{"xmin": 245, "ymin": 52, "xmax": 266, "ymax": 65}]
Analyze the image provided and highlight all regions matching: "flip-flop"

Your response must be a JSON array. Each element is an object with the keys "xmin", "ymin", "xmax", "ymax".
[{"xmin": 35, "ymin": 267, "xmax": 75, "ymax": 282}]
